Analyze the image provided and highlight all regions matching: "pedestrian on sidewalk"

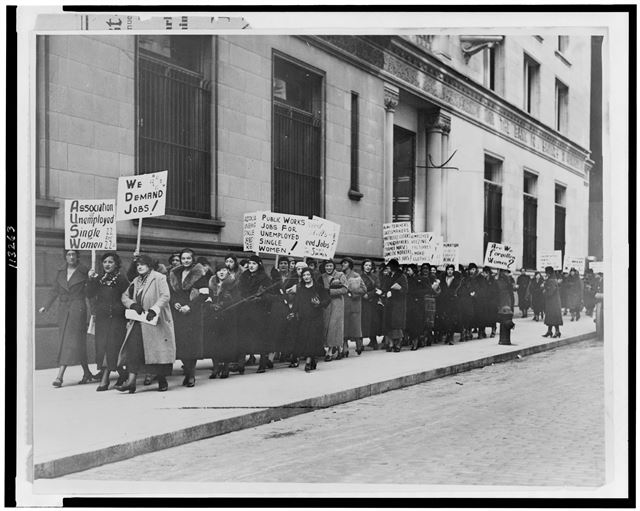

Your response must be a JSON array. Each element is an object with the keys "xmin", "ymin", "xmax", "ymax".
[
  {"xmin": 457, "ymin": 263, "xmax": 479, "ymax": 342},
  {"xmin": 475, "ymin": 266, "xmax": 498, "ymax": 338},
  {"xmin": 542, "ymin": 266, "xmax": 563, "ymax": 338},
  {"xmin": 342, "ymin": 257, "xmax": 367, "ymax": 356},
  {"xmin": 527, "ymin": 271, "xmax": 545, "ymax": 321},
  {"xmin": 360, "ymin": 259, "xmax": 382, "ymax": 351},
  {"xmin": 559, "ymin": 271, "xmax": 569, "ymax": 316},
  {"xmin": 421, "ymin": 264, "xmax": 440, "ymax": 346},
  {"xmin": 169, "ymin": 248, "xmax": 209, "ymax": 387},
  {"xmin": 565, "ymin": 268, "xmax": 584, "ymax": 322},
  {"xmin": 405, "ymin": 264, "xmax": 427, "ymax": 350},
  {"xmin": 39, "ymin": 250, "xmax": 100, "ymax": 388},
  {"xmin": 86, "ymin": 252, "xmax": 130, "ymax": 391},
  {"xmin": 320, "ymin": 260, "xmax": 348, "ymax": 360},
  {"xmin": 582, "ymin": 269, "xmax": 597, "ymax": 317},
  {"xmin": 437, "ymin": 264, "xmax": 461, "ymax": 345},
  {"xmin": 380, "ymin": 259, "xmax": 408, "ymax": 352},
  {"xmin": 269, "ymin": 257, "xmax": 298, "ymax": 367},
  {"xmin": 516, "ymin": 268, "xmax": 531, "ymax": 318},
  {"xmin": 292, "ymin": 267, "xmax": 330, "ymax": 372},
  {"xmin": 118, "ymin": 254, "xmax": 176, "ymax": 393}
]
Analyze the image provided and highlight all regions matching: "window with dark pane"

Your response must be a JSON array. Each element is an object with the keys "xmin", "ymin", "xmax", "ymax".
[
  {"xmin": 523, "ymin": 172, "xmax": 538, "ymax": 269},
  {"xmin": 484, "ymin": 155, "xmax": 503, "ymax": 255},
  {"xmin": 554, "ymin": 184, "xmax": 567, "ymax": 260},
  {"xmin": 137, "ymin": 35, "xmax": 212, "ymax": 218},
  {"xmin": 272, "ymin": 55, "xmax": 323, "ymax": 217},
  {"xmin": 392, "ymin": 126, "xmax": 416, "ymax": 225}
]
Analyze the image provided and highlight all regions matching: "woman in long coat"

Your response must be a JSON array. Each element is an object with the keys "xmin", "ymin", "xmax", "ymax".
[
  {"xmin": 117, "ymin": 255, "xmax": 176, "ymax": 393},
  {"xmin": 39, "ymin": 250, "xmax": 98, "ymax": 387},
  {"xmin": 516, "ymin": 269, "xmax": 531, "ymax": 318},
  {"xmin": 292, "ymin": 267, "xmax": 331, "ymax": 371},
  {"xmin": 380, "ymin": 259, "xmax": 408, "ymax": 352},
  {"xmin": 437, "ymin": 264, "xmax": 461, "ymax": 345},
  {"xmin": 341, "ymin": 257, "xmax": 367, "ymax": 356},
  {"xmin": 475, "ymin": 266, "xmax": 498, "ymax": 338},
  {"xmin": 168, "ymin": 248, "xmax": 209, "ymax": 387},
  {"xmin": 320, "ymin": 260, "xmax": 348, "ymax": 360},
  {"xmin": 420, "ymin": 264, "xmax": 441, "ymax": 345},
  {"xmin": 86, "ymin": 252, "xmax": 130, "ymax": 391},
  {"xmin": 405, "ymin": 264, "xmax": 427, "ymax": 350},
  {"xmin": 565, "ymin": 268, "xmax": 584, "ymax": 321},
  {"xmin": 582, "ymin": 270, "xmax": 597, "ymax": 316},
  {"xmin": 360, "ymin": 259, "xmax": 382, "ymax": 350},
  {"xmin": 542, "ymin": 266, "xmax": 563, "ymax": 338},
  {"xmin": 457, "ymin": 263, "xmax": 479, "ymax": 342},
  {"xmin": 237, "ymin": 255, "xmax": 274, "ymax": 373},
  {"xmin": 268, "ymin": 257, "xmax": 298, "ymax": 365},
  {"xmin": 203, "ymin": 263, "xmax": 241, "ymax": 379},
  {"xmin": 527, "ymin": 272, "xmax": 545, "ymax": 321}
]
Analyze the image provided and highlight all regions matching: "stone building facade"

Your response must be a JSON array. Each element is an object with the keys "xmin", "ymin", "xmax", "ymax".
[{"xmin": 34, "ymin": 33, "xmax": 595, "ymax": 368}]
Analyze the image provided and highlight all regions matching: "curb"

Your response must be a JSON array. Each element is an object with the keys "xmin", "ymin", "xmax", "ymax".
[{"xmin": 35, "ymin": 332, "xmax": 597, "ymax": 479}]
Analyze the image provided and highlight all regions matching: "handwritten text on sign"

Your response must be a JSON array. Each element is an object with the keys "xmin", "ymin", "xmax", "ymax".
[
  {"xmin": 442, "ymin": 242, "xmax": 460, "ymax": 268},
  {"xmin": 254, "ymin": 212, "xmax": 308, "ymax": 257},
  {"xmin": 563, "ymin": 255, "xmax": 585, "ymax": 274},
  {"xmin": 589, "ymin": 261, "xmax": 604, "ymax": 274},
  {"xmin": 383, "ymin": 222, "xmax": 412, "ymax": 263},
  {"xmin": 116, "ymin": 171, "xmax": 168, "ymax": 220},
  {"xmin": 537, "ymin": 250, "xmax": 563, "ymax": 271},
  {"xmin": 483, "ymin": 242, "xmax": 517, "ymax": 271},
  {"xmin": 65, "ymin": 199, "xmax": 116, "ymax": 250},
  {"xmin": 304, "ymin": 216, "xmax": 340, "ymax": 260},
  {"xmin": 243, "ymin": 212, "xmax": 261, "ymax": 253}
]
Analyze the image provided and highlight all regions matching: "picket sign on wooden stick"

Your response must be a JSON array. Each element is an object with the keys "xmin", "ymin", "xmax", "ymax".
[
  {"xmin": 136, "ymin": 218, "xmax": 143, "ymax": 253},
  {"xmin": 275, "ymin": 255, "xmax": 280, "ymax": 267},
  {"xmin": 91, "ymin": 250, "xmax": 96, "ymax": 272}
]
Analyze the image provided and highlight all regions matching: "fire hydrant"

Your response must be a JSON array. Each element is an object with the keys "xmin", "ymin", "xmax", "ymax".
[{"xmin": 498, "ymin": 306, "xmax": 515, "ymax": 345}]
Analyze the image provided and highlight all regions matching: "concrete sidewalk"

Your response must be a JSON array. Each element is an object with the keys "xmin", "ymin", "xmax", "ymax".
[{"xmin": 33, "ymin": 314, "xmax": 597, "ymax": 479}]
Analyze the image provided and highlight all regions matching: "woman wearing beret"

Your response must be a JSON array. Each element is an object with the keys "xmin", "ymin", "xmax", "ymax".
[
  {"xmin": 39, "ymin": 250, "xmax": 99, "ymax": 387},
  {"xmin": 86, "ymin": 252, "xmax": 130, "ymax": 391},
  {"xmin": 117, "ymin": 255, "xmax": 176, "ymax": 393},
  {"xmin": 542, "ymin": 265, "xmax": 563, "ymax": 338},
  {"xmin": 169, "ymin": 248, "xmax": 209, "ymax": 387}
]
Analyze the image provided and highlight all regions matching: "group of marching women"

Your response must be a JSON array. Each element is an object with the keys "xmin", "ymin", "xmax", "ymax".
[{"xmin": 39, "ymin": 248, "xmax": 603, "ymax": 393}]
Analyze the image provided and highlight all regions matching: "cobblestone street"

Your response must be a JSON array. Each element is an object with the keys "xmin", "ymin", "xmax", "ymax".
[{"xmin": 65, "ymin": 339, "xmax": 604, "ymax": 487}]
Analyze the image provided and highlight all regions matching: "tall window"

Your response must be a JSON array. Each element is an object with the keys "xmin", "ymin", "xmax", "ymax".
[
  {"xmin": 137, "ymin": 35, "xmax": 212, "ymax": 218},
  {"xmin": 392, "ymin": 126, "xmax": 416, "ymax": 224},
  {"xmin": 523, "ymin": 54, "xmax": 540, "ymax": 116},
  {"xmin": 554, "ymin": 184, "xmax": 567, "ymax": 259},
  {"xmin": 555, "ymin": 79, "xmax": 569, "ymax": 133},
  {"xmin": 272, "ymin": 54, "xmax": 323, "ymax": 217},
  {"xmin": 523, "ymin": 172, "xmax": 538, "ymax": 269},
  {"xmin": 348, "ymin": 91, "xmax": 363, "ymax": 200},
  {"xmin": 557, "ymin": 36, "xmax": 569, "ymax": 53},
  {"xmin": 484, "ymin": 155, "xmax": 503, "ymax": 254}
]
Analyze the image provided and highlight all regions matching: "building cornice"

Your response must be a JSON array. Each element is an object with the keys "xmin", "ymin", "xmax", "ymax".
[{"xmin": 301, "ymin": 35, "xmax": 591, "ymax": 177}]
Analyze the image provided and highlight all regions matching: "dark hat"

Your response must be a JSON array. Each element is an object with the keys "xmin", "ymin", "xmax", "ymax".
[
  {"xmin": 387, "ymin": 258, "xmax": 401, "ymax": 270},
  {"xmin": 224, "ymin": 253, "xmax": 238, "ymax": 262},
  {"xmin": 278, "ymin": 256, "xmax": 290, "ymax": 264},
  {"xmin": 196, "ymin": 256, "xmax": 210, "ymax": 266},
  {"xmin": 483, "ymin": 266, "xmax": 493, "ymax": 273},
  {"xmin": 468, "ymin": 262, "xmax": 477, "ymax": 270},
  {"xmin": 134, "ymin": 254, "xmax": 154, "ymax": 268},
  {"xmin": 544, "ymin": 266, "xmax": 555, "ymax": 275},
  {"xmin": 248, "ymin": 254, "xmax": 262, "ymax": 265},
  {"xmin": 341, "ymin": 257, "xmax": 355, "ymax": 268},
  {"xmin": 446, "ymin": 264, "xmax": 455, "ymax": 271}
]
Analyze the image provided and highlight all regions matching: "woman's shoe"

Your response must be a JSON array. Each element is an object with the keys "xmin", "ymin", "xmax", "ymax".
[
  {"xmin": 158, "ymin": 377, "xmax": 168, "ymax": 392},
  {"xmin": 288, "ymin": 360, "xmax": 299, "ymax": 368},
  {"xmin": 96, "ymin": 384, "xmax": 109, "ymax": 392},
  {"xmin": 116, "ymin": 382, "xmax": 136, "ymax": 394},
  {"xmin": 78, "ymin": 373, "xmax": 97, "ymax": 385},
  {"xmin": 52, "ymin": 377, "xmax": 63, "ymax": 388},
  {"xmin": 324, "ymin": 354, "xmax": 332, "ymax": 362},
  {"xmin": 256, "ymin": 365, "xmax": 266, "ymax": 374},
  {"xmin": 220, "ymin": 368, "xmax": 230, "ymax": 379},
  {"xmin": 304, "ymin": 363, "xmax": 311, "ymax": 372},
  {"xmin": 553, "ymin": 332, "xmax": 562, "ymax": 338},
  {"xmin": 265, "ymin": 359, "xmax": 274, "ymax": 369},
  {"xmin": 542, "ymin": 332, "xmax": 552, "ymax": 338},
  {"xmin": 143, "ymin": 375, "xmax": 153, "ymax": 386},
  {"xmin": 310, "ymin": 358, "xmax": 317, "ymax": 370},
  {"xmin": 238, "ymin": 365, "xmax": 245, "ymax": 375},
  {"xmin": 186, "ymin": 376, "xmax": 196, "ymax": 387}
]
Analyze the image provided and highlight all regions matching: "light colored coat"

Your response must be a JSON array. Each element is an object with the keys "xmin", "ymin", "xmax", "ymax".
[
  {"xmin": 320, "ymin": 270, "xmax": 347, "ymax": 348},
  {"xmin": 343, "ymin": 268, "xmax": 367, "ymax": 338},
  {"xmin": 119, "ymin": 270, "xmax": 176, "ymax": 365}
]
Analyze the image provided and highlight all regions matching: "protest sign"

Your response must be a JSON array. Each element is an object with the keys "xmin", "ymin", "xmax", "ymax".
[
  {"xmin": 483, "ymin": 242, "xmax": 517, "ymax": 271},
  {"xmin": 409, "ymin": 232, "xmax": 443, "ymax": 265},
  {"xmin": 254, "ymin": 211, "xmax": 308, "ymax": 257},
  {"xmin": 243, "ymin": 212, "xmax": 260, "ymax": 253},
  {"xmin": 537, "ymin": 250, "xmax": 562, "ymax": 271},
  {"xmin": 116, "ymin": 171, "xmax": 168, "ymax": 221},
  {"xmin": 64, "ymin": 199, "xmax": 116, "ymax": 251},
  {"xmin": 589, "ymin": 261, "xmax": 604, "ymax": 274},
  {"xmin": 303, "ymin": 216, "xmax": 341, "ymax": 260},
  {"xmin": 563, "ymin": 255, "xmax": 586, "ymax": 274},
  {"xmin": 442, "ymin": 242, "xmax": 460, "ymax": 268},
  {"xmin": 383, "ymin": 222, "xmax": 412, "ymax": 263}
]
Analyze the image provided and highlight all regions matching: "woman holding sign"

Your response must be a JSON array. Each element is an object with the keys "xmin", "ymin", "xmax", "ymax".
[
  {"xmin": 169, "ymin": 249, "xmax": 209, "ymax": 387},
  {"xmin": 117, "ymin": 255, "xmax": 176, "ymax": 393},
  {"xmin": 39, "ymin": 250, "xmax": 99, "ymax": 387},
  {"xmin": 86, "ymin": 252, "xmax": 130, "ymax": 391}
]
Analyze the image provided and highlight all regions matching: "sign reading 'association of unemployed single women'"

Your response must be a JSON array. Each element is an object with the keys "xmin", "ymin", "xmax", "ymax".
[{"xmin": 64, "ymin": 199, "xmax": 117, "ymax": 250}]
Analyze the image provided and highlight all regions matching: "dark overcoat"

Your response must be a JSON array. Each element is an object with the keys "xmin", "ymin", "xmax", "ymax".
[
  {"xmin": 86, "ymin": 272, "xmax": 129, "ymax": 370},
  {"xmin": 437, "ymin": 274, "xmax": 461, "ymax": 332},
  {"xmin": 237, "ymin": 269, "xmax": 274, "ymax": 354},
  {"xmin": 475, "ymin": 275, "xmax": 498, "ymax": 327},
  {"xmin": 203, "ymin": 275, "xmax": 241, "ymax": 363},
  {"xmin": 380, "ymin": 270, "xmax": 408, "ymax": 332},
  {"xmin": 542, "ymin": 276, "xmax": 563, "ymax": 327},
  {"xmin": 405, "ymin": 274, "xmax": 427, "ymax": 338},
  {"xmin": 516, "ymin": 274, "xmax": 531, "ymax": 309},
  {"xmin": 457, "ymin": 274, "xmax": 478, "ymax": 328},
  {"xmin": 267, "ymin": 269, "xmax": 297, "ymax": 355},
  {"xmin": 292, "ymin": 279, "xmax": 330, "ymax": 358},
  {"xmin": 44, "ymin": 264, "xmax": 89, "ymax": 366},
  {"xmin": 496, "ymin": 273, "xmax": 516, "ymax": 312},
  {"xmin": 582, "ymin": 274, "xmax": 597, "ymax": 311},
  {"xmin": 527, "ymin": 277, "xmax": 545, "ymax": 315},
  {"xmin": 360, "ymin": 271, "xmax": 382, "ymax": 338},
  {"xmin": 565, "ymin": 274, "xmax": 583, "ymax": 310},
  {"xmin": 169, "ymin": 263, "xmax": 209, "ymax": 360}
]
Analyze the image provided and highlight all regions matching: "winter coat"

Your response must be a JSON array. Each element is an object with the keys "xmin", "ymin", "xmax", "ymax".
[
  {"xmin": 237, "ymin": 269, "xmax": 274, "ymax": 354},
  {"xmin": 542, "ymin": 276, "xmax": 563, "ymax": 327},
  {"xmin": 119, "ymin": 270, "xmax": 176, "ymax": 365},
  {"xmin": 516, "ymin": 274, "xmax": 531, "ymax": 309},
  {"xmin": 203, "ymin": 275, "xmax": 240, "ymax": 363},
  {"xmin": 169, "ymin": 263, "xmax": 209, "ymax": 361},
  {"xmin": 360, "ymin": 270, "xmax": 382, "ymax": 338},
  {"xmin": 380, "ymin": 270, "xmax": 408, "ymax": 333},
  {"xmin": 457, "ymin": 274, "xmax": 478, "ymax": 328},
  {"xmin": 343, "ymin": 268, "xmax": 367, "ymax": 338},
  {"xmin": 320, "ymin": 270, "xmax": 348, "ymax": 348},
  {"xmin": 292, "ymin": 279, "xmax": 331, "ymax": 358},
  {"xmin": 437, "ymin": 274, "xmax": 461, "ymax": 332},
  {"xmin": 565, "ymin": 274, "xmax": 583, "ymax": 310},
  {"xmin": 527, "ymin": 277, "xmax": 545, "ymax": 315},
  {"xmin": 582, "ymin": 274, "xmax": 597, "ymax": 311},
  {"xmin": 496, "ymin": 273, "xmax": 516, "ymax": 314},
  {"xmin": 86, "ymin": 271, "xmax": 129, "ymax": 370},
  {"xmin": 44, "ymin": 264, "xmax": 90, "ymax": 366},
  {"xmin": 267, "ymin": 269, "xmax": 298, "ymax": 355},
  {"xmin": 475, "ymin": 275, "xmax": 498, "ymax": 328},
  {"xmin": 405, "ymin": 274, "xmax": 428, "ymax": 337}
]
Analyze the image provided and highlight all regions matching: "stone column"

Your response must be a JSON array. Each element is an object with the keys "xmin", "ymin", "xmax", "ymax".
[
  {"xmin": 425, "ymin": 110, "xmax": 451, "ymax": 234},
  {"xmin": 414, "ymin": 110, "xmax": 429, "ymax": 232},
  {"xmin": 383, "ymin": 83, "xmax": 399, "ymax": 224},
  {"xmin": 441, "ymin": 120, "xmax": 451, "ymax": 239}
]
